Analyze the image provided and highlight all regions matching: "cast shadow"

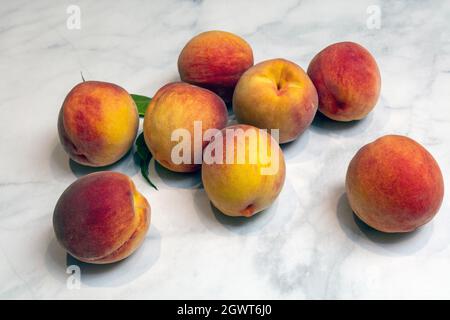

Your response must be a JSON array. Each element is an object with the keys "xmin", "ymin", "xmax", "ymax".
[
  {"xmin": 50, "ymin": 143, "xmax": 72, "ymax": 179},
  {"xmin": 45, "ymin": 225, "xmax": 161, "ymax": 287},
  {"xmin": 213, "ymin": 201, "xmax": 278, "ymax": 235},
  {"xmin": 280, "ymin": 129, "xmax": 310, "ymax": 161},
  {"xmin": 153, "ymin": 161, "xmax": 202, "ymax": 189},
  {"xmin": 193, "ymin": 188, "xmax": 276, "ymax": 235},
  {"xmin": 226, "ymin": 101, "xmax": 233, "ymax": 113},
  {"xmin": 69, "ymin": 149, "xmax": 138, "ymax": 178},
  {"xmin": 336, "ymin": 193, "xmax": 432, "ymax": 256},
  {"xmin": 193, "ymin": 180, "xmax": 297, "ymax": 236},
  {"xmin": 310, "ymin": 112, "xmax": 373, "ymax": 136}
]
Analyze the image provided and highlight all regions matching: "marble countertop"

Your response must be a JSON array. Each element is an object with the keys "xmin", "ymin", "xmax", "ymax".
[{"xmin": 1, "ymin": 0, "xmax": 449, "ymax": 299}]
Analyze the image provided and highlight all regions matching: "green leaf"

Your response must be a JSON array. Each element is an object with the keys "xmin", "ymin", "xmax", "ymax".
[
  {"xmin": 135, "ymin": 132, "xmax": 157, "ymax": 190},
  {"xmin": 135, "ymin": 132, "xmax": 149, "ymax": 161},
  {"xmin": 140, "ymin": 157, "xmax": 158, "ymax": 190},
  {"xmin": 131, "ymin": 94, "xmax": 152, "ymax": 117}
]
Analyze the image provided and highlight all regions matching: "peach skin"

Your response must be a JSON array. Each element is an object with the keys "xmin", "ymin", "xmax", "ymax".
[
  {"xmin": 307, "ymin": 42, "xmax": 381, "ymax": 121},
  {"xmin": 178, "ymin": 30, "xmax": 254, "ymax": 102},
  {"xmin": 53, "ymin": 172, "xmax": 150, "ymax": 264},
  {"xmin": 58, "ymin": 81, "xmax": 139, "ymax": 167},
  {"xmin": 143, "ymin": 82, "xmax": 228, "ymax": 173},
  {"xmin": 201, "ymin": 124, "xmax": 286, "ymax": 217},
  {"xmin": 233, "ymin": 58, "xmax": 318, "ymax": 143},
  {"xmin": 346, "ymin": 135, "xmax": 444, "ymax": 233}
]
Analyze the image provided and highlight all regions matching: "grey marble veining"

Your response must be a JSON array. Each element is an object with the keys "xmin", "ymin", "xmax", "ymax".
[{"xmin": 0, "ymin": 0, "xmax": 449, "ymax": 299}]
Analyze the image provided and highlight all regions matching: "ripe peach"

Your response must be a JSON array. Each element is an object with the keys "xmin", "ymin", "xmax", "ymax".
[
  {"xmin": 307, "ymin": 42, "xmax": 381, "ymax": 121},
  {"xmin": 201, "ymin": 124, "xmax": 286, "ymax": 217},
  {"xmin": 143, "ymin": 82, "xmax": 228, "ymax": 172},
  {"xmin": 346, "ymin": 135, "xmax": 444, "ymax": 233},
  {"xmin": 178, "ymin": 30, "xmax": 254, "ymax": 102},
  {"xmin": 58, "ymin": 81, "xmax": 139, "ymax": 167},
  {"xmin": 233, "ymin": 58, "xmax": 318, "ymax": 143},
  {"xmin": 53, "ymin": 172, "xmax": 150, "ymax": 264}
]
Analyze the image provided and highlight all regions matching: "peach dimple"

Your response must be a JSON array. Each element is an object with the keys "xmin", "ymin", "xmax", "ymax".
[
  {"xmin": 233, "ymin": 58, "xmax": 318, "ymax": 143},
  {"xmin": 201, "ymin": 124, "xmax": 286, "ymax": 217}
]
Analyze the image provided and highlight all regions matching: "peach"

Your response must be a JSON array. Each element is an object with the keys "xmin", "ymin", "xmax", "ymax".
[
  {"xmin": 233, "ymin": 59, "xmax": 318, "ymax": 143},
  {"xmin": 143, "ymin": 82, "xmax": 228, "ymax": 172},
  {"xmin": 58, "ymin": 81, "xmax": 139, "ymax": 167},
  {"xmin": 307, "ymin": 42, "xmax": 381, "ymax": 121},
  {"xmin": 201, "ymin": 124, "xmax": 286, "ymax": 217},
  {"xmin": 178, "ymin": 30, "xmax": 254, "ymax": 102},
  {"xmin": 346, "ymin": 135, "xmax": 444, "ymax": 233},
  {"xmin": 53, "ymin": 172, "xmax": 150, "ymax": 264}
]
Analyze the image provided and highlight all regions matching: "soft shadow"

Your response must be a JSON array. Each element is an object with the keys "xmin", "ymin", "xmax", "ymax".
[
  {"xmin": 154, "ymin": 161, "xmax": 202, "ymax": 189},
  {"xmin": 69, "ymin": 149, "xmax": 138, "ymax": 178},
  {"xmin": 226, "ymin": 113, "xmax": 237, "ymax": 126},
  {"xmin": 211, "ymin": 201, "xmax": 278, "ymax": 235},
  {"xmin": 193, "ymin": 180, "xmax": 297, "ymax": 236},
  {"xmin": 280, "ymin": 129, "xmax": 310, "ymax": 160},
  {"xmin": 45, "ymin": 225, "xmax": 161, "ymax": 287},
  {"xmin": 226, "ymin": 101, "xmax": 233, "ymax": 112},
  {"xmin": 50, "ymin": 143, "xmax": 71, "ymax": 179},
  {"xmin": 310, "ymin": 112, "xmax": 373, "ymax": 136},
  {"xmin": 336, "ymin": 193, "xmax": 432, "ymax": 256},
  {"xmin": 45, "ymin": 232, "xmax": 67, "ymax": 283}
]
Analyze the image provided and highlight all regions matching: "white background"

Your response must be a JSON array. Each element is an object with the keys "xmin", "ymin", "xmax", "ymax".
[{"xmin": 1, "ymin": 0, "xmax": 449, "ymax": 299}]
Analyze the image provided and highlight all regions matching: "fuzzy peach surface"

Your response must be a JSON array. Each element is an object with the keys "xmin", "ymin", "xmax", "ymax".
[
  {"xmin": 201, "ymin": 124, "xmax": 286, "ymax": 217},
  {"xmin": 307, "ymin": 41, "xmax": 381, "ymax": 121},
  {"xmin": 346, "ymin": 135, "xmax": 444, "ymax": 233},
  {"xmin": 143, "ymin": 82, "xmax": 228, "ymax": 172},
  {"xmin": 178, "ymin": 30, "xmax": 254, "ymax": 102},
  {"xmin": 233, "ymin": 58, "xmax": 318, "ymax": 143},
  {"xmin": 53, "ymin": 172, "xmax": 150, "ymax": 264},
  {"xmin": 58, "ymin": 81, "xmax": 139, "ymax": 167}
]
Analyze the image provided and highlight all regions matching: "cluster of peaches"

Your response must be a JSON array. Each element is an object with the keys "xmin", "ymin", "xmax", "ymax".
[{"xmin": 53, "ymin": 31, "xmax": 444, "ymax": 264}]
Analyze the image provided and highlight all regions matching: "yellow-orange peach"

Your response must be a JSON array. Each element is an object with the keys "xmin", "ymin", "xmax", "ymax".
[
  {"xmin": 201, "ymin": 124, "xmax": 286, "ymax": 217},
  {"xmin": 307, "ymin": 42, "xmax": 381, "ymax": 121},
  {"xmin": 143, "ymin": 82, "xmax": 228, "ymax": 172},
  {"xmin": 53, "ymin": 172, "xmax": 150, "ymax": 264},
  {"xmin": 346, "ymin": 135, "xmax": 444, "ymax": 233},
  {"xmin": 233, "ymin": 59, "xmax": 318, "ymax": 143},
  {"xmin": 58, "ymin": 81, "xmax": 139, "ymax": 167},
  {"xmin": 178, "ymin": 30, "xmax": 254, "ymax": 102}
]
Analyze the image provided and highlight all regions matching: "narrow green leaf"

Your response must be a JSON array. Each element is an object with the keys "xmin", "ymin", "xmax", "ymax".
[
  {"xmin": 140, "ymin": 156, "xmax": 158, "ymax": 190},
  {"xmin": 135, "ymin": 132, "xmax": 149, "ymax": 161},
  {"xmin": 135, "ymin": 132, "xmax": 157, "ymax": 190},
  {"xmin": 131, "ymin": 94, "xmax": 152, "ymax": 117}
]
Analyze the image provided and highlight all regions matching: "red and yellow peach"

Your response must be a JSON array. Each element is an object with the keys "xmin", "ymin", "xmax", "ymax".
[
  {"xmin": 346, "ymin": 135, "xmax": 444, "ymax": 233},
  {"xmin": 233, "ymin": 58, "xmax": 318, "ymax": 143},
  {"xmin": 143, "ymin": 82, "xmax": 228, "ymax": 172},
  {"xmin": 307, "ymin": 42, "xmax": 381, "ymax": 121},
  {"xmin": 58, "ymin": 81, "xmax": 139, "ymax": 167},
  {"xmin": 201, "ymin": 124, "xmax": 286, "ymax": 217},
  {"xmin": 53, "ymin": 172, "xmax": 150, "ymax": 264},
  {"xmin": 178, "ymin": 30, "xmax": 254, "ymax": 102}
]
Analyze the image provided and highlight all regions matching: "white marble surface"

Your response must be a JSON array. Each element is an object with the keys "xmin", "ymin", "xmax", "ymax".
[{"xmin": 1, "ymin": 0, "xmax": 449, "ymax": 299}]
